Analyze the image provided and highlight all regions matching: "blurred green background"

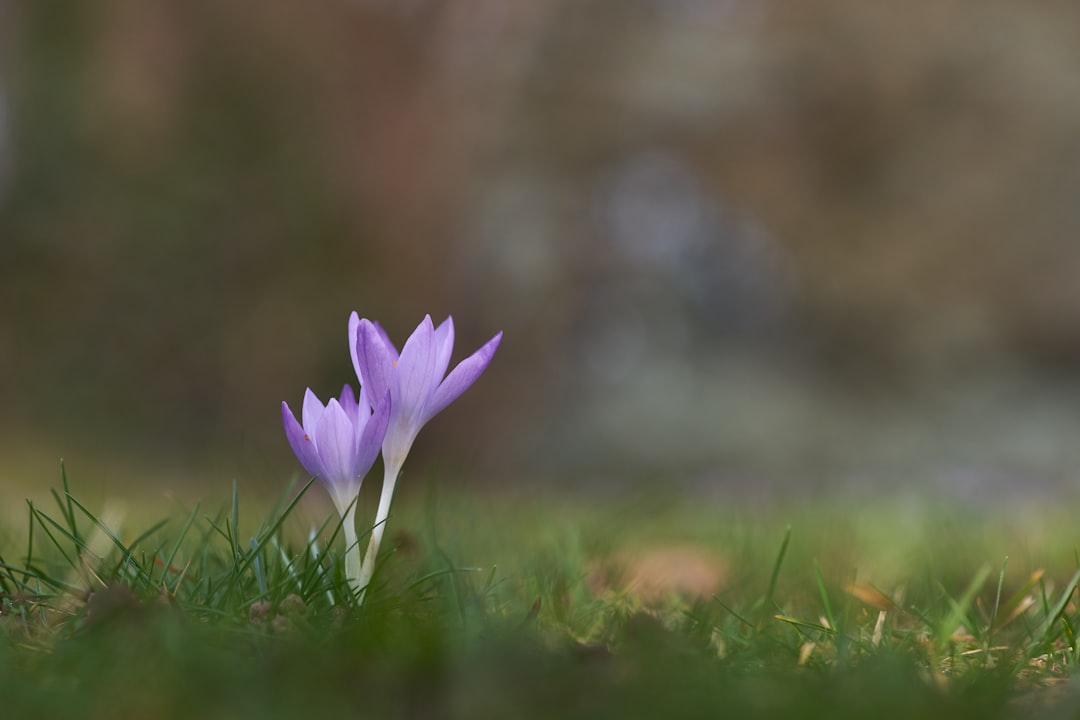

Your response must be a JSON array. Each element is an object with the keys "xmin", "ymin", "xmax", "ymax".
[{"xmin": 4, "ymin": 0, "xmax": 1080, "ymax": 504}]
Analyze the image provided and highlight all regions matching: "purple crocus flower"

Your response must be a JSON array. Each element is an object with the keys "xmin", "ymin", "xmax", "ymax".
[
  {"xmin": 282, "ymin": 384, "xmax": 390, "ymax": 596},
  {"xmin": 349, "ymin": 313, "xmax": 502, "ymax": 472},
  {"xmin": 281, "ymin": 384, "xmax": 390, "ymax": 517},
  {"xmin": 348, "ymin": 312, "xmax": 501, "ymax": 599}
]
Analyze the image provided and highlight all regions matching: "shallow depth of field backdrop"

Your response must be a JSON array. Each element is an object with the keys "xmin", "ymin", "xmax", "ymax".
[{"xmin": 4, "ymin": 1, "xmax": 1080, "ymax": 509}]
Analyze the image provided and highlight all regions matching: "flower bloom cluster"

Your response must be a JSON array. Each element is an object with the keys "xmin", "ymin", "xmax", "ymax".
[{"xmin": 282, "ymin": 314, "xmax": 501, "ymax": 599}]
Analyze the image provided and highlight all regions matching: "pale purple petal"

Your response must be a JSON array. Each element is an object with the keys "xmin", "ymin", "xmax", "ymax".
[
  {"xmin": 356, "ymin": 390, "xmax": 391, "ymax": 478},
  {"xmin": 356, "ymin": 384, "xmax": 371, "ymax": 422},
  {"xmin": 348, "ymin": 312, "xmax": 363, "ymax": 390},
  {"xmin": 395, "ymin": 315, "xmax": 438, "ymax": 418},
  {"xmin": 338, "ymin": 384, "xmax": 360, "ymax": 427},
  {"xmin": 355, "ymin": 319, "xmax": 398, "ymax": 409},
  {"xmin": 433, "ymin": 316, "xmax": 455, "ymax": 382},
  {"xmin": 282, "ymin": 401, "xmax": 324, "ymax": 478},
  {"xmin": 301, "ymin": 388, "xmax": 326, "ymax": 433},
  {"xmin": 425, "ymin": 331, "xmax": 502, "ymax": 422},
  {"xmin": 382, "ymin": 413, "xmax": 421, "ymax": 472},
  {"xmin": 315, "ymin": 399, "xmax": 359, "ymax": 487}
]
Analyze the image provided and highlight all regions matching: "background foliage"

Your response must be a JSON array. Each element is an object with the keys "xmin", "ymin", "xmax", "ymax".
[{"xmin": 4, "ymin": 1, "xmax": 1080, "ymax": 501}]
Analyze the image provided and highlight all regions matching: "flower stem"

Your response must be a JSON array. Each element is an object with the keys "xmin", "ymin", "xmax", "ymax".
[
  {"xmin": 343, "ymin": 501, "xmax": 362, "ymax": 598},
  {"xmin": 356, "ymin": 460, "xmax": 401, "ymax": 605}
]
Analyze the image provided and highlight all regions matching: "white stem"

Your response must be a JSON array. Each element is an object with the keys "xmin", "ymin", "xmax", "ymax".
[
  {"xmin": 342, "ymin": 501, "xmax": 363, "ymax": 598},
  {"xmin": 356, "ymin": 460, "xmax": 401, "ymax": 605}
]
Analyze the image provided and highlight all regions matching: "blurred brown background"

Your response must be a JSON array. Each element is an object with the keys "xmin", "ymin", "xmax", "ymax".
[{"xmin": 4, "ymin": 0, "xmax": 1080, "ymax": 504}]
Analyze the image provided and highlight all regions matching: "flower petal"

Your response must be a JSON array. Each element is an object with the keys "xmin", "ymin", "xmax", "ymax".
[
  {"xmin": 433, "ymin": 316, "xmax": 455, "ymax": 382},
  {"xmin": 348, "ymin": 312, "xmax": 363, "ymax": 391},
  {"xmin": 357, "ymin": 390, "xmax": 391, "ymax": 478},
  {"xmin": 338, "ymin": 384, "xmax": 361, "ymax": 427},
  {"xmin": 357, "ymin": 383, "xmax": 371, "ymax": 420},
  {"xmin": 425, "ymin": 331, "xmax": 502, "ymax": 422},
  {"xmin": 282, "ymin": 401, "xmax": 324, "ymax": 478},
  {"xmin": 395, "ymin": 315, "xmax": 438, "ymax": 419},
  {"xmin": 355, "ymin": 318, "xmax": 398, "ymax": 410},
  {"xmin": 301, "ymin": 388, "xmax": 326, "ymax": 434},
  {"xmin": 315, "ymin": 399, "xmax": 359, "ymax": 490}
]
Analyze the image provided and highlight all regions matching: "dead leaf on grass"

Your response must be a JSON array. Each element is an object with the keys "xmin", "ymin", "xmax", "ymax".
[{"xmin": 588, "ymin": 544, "xmax": 728, "ymax": 603}]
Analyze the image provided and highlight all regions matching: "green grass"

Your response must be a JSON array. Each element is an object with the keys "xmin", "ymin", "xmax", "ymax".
[{"xmin": 2, "ymin": 469, "xmax": 1079, "ymax": 719}]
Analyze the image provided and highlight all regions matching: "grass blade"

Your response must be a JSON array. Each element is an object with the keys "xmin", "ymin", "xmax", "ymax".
[{"xmin": 936, "ymin": 564, "xmax": 991, "ymax": 652}]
